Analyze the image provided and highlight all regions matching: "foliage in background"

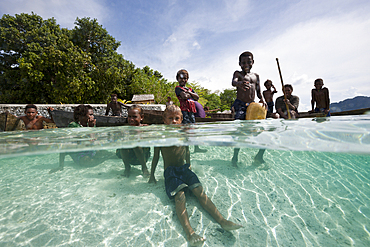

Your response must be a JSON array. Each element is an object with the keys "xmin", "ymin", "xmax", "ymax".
[
  {"xmin": 220, "ymin": 88, "xmax": 237, "ymax": 111},
  {"xmin": 0, "ymin": 13, "xmax": 235, "ymax": 110}
]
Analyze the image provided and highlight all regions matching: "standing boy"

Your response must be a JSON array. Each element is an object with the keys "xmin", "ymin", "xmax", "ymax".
[
  {"xmin": 309, "ymin": 78, "xmax": 330, "ymax": 116},
  {"xmin": 175, "ymin": 69, "xmax": 199, "ymax": 124},
  {"xmin": 18, "ymin": 104, "xmax": 54, "ymax": 130},
  {"xmin": 175, "ymin": 69, "xmax": 207, "ymax": 153},
  {"xmin": 149, "ymin": 105, "xmax": 242, "ymax": 246},
  {"xmin": 263, "ymin": 79, "xmax": 277, "ymax": 117},
  {"xmin": 231, "ymin": 51, "xmax": 265, "ymax": 166}
]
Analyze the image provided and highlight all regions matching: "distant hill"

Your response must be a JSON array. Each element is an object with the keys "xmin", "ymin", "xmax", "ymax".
[{"xmin": 330, "ymin": 96, "xmax": 370, "ymax": 112}]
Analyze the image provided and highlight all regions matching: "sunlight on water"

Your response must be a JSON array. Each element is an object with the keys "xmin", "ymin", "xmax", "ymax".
[{"xmin": 0, "ymin": 115, "xmax": 370, "ymax": 246}]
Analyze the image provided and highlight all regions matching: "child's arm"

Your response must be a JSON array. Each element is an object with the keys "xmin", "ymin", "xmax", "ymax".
[
  {"xmin": 179, "ymin": 88, "xmax": 199, "ymax": 101},
  {"xmin": 255, "ymin": 75, "xmax": 265, "ymax": 104},
  {"xmin": 272, "ymin": 84, "xmax": 277, "ymax": 94},
  {"xmin": 185, "ymin": 146, "xmax": 191, "ymax": 165},
  {"xmin": 232, "ymin": 71, "xmax": 244, "ymax": 88},
  {"xmin": 262, "ymin": 90, "xmax": 268, "ymax": 102},
  {"xmin": 325, "ymin": 88, "xmax": 330, "ymax": 110},
  {"xmin": 149, "ymin": 147, "xmax": 160, "ymax": 183},
  {"xmin": 310, "ymin": 89, "xmax": 316, "ymax": 111},
  {"xmin": 187, "ymin": 89, "xmax": 199, "ymax": 101}
]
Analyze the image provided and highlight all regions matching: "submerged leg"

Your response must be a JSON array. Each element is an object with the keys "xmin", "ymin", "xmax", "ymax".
[
  {"xmin": 175, "ymin": 191, "xmax": 205, "ymax": 246},
  {"xmin": 120, "ymin": 149, "xmax": 132, "ymax": 177},
  {"xmin": 231, "ymin": 148, "xmax": 240, "ymax": 167},
  {"xmin": 192, "ymin": 186, "xmax": 242, "ymax": 231},
  {"xmin": 49, "ymin": 153, "xmax": 66, "ymax": 173},
  {"xmin": 253, "ymin": 149, "xmax": 265, "ymax": 164},
  {"xmin": 133, "ymin": 147, "xmax": 149, "ymax": 177}
]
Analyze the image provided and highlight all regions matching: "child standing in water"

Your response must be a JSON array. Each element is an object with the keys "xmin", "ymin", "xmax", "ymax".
[
  {"xmin": 309, "ymin": 78, "xmax": 330, "ymax": 116},
  {"xmin": 149, "ymin": 105, "xmax": 242, "ymax": 246},
  {"xmin": 263, "ymin": 79, "xmax": 278, "ymax": 118},
  {"xmin": 231, "ymin": 51, "xmax": 265, "ymax": 166},
  {"xmin": 119, "ymin": 105, "xmax": 150, "ymax": 177},
  {"xmin": 175, "ymin": 69, "xmax": 207, "ymax": 153}
]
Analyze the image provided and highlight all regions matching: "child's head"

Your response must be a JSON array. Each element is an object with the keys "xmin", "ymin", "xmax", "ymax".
[
  {"xmin": 85, "ymin": 105, "xmax": 94, "ymax": 122},
  {"xmin": 111, "ymin": 94, "xmax": 118, "ymax": 102},
  {"xmin": 284, "ymin": 84, "xmax": 293, "ymax": 97},
  {"xmin": 74, "ymin": 104, "xmax": 89, "ymax": 122},
  {"xmin": 314, "ymin": 78, "xmax": 324, "ymax": 89},
  {"xmin": 128, "ymin": 104, "xmax": 144, "ymax": 126},
  {"xmin": 24, "ymin": 104, "xmax": 38, "ymax": 120},
  {"xmin": 176, "ymin": 69, "xmax": 189, "ymax": 86},
  {"xmin": 239, "ymin": 51, "xmax": 254, "ymax": 72},
  {"xmin": 264, "ymin": 80, "xmax": 272, "ymax": 89},
  {"xmin": 239, "ymin": 51, "xmax": 253, "ymax": 62},
  {"xmin": 163, "ymin": 105, "xmax": 183, "ymax": 125}
]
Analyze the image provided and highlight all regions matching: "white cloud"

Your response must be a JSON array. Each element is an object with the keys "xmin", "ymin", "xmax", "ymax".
[
  {"xmin": 180, "ymin": 9, "xmax": 370, "ymax": 112},
  {"xmin": 252, "ymin": 13, "xmax": 370, "ymax": 111}
]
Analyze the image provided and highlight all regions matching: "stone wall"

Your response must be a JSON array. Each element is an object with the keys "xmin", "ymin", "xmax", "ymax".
[{"xmin": 0, "ymin": 104, "xmax": 166, "ymax": 118}]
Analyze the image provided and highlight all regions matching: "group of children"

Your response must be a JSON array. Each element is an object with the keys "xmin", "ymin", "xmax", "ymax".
[
  {"xmin": 14, "ymin": 51, "xmax": 330, "ymax": 246},
  {"xmin": 232, "ymin": 51, "xmax": 330, "ymax": 120}
]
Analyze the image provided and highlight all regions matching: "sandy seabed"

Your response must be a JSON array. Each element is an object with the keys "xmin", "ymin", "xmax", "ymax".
[{"xmin": 1, "ymin": 146, "xmax": 370, "ymax": 247}]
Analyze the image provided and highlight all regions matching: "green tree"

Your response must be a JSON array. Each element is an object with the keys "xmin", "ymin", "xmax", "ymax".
[
  {"xmin": 0, "ymin": 13, "xmax": 94, "ymax": 103},
  {"xmin": 220, "ymin": 88, "xmax": 236, "ymax": 111},
  {"xmin": 70, "ymin": 17, "xmax": 131, "ymax": 103},
  {"xmin": 127, "ymin": 66, "xmax": 176, "ymax": 104}
]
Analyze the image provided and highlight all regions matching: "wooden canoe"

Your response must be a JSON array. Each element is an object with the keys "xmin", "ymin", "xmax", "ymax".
[
  {"xmin": 50, "ymin": 110, "xmax": 128, "ymax": 128},
  {"xmin": 0, "ymin": 112, "xmax": 26, "ymax": 131},
  {"xmin": 48, "ymin": 107, "xmax": 370, "ymax": 128},
  {"xmin": 298, "ymin": 107, "xmax": 370, "ymax": 118}
]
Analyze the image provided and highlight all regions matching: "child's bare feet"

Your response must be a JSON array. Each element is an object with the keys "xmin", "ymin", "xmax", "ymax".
[
  {"xmin": 123, "ymin": 166, "xmax": 131, "ymax": 177},
  {"xmin": 221, "ymin": 220, "xmax": 243, "ymax": 231},
  {"xmin": 188, "ymin": 233, "xmax": 205, "ymax": 246},
  {"xmin": 142, "ymin": 168, "xmax": 150, "ymax": 177},
  {"xmin": 49, "ymin": 166, "xmax": 63, "ymax": 174},
  {"xmin": 231, "ymin": 155, "xmax": 238, "ymax": 167}
]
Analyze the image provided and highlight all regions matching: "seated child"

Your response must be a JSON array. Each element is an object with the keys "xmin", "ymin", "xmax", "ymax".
[
  {"xmin": 149, "ymin": 105, "xmax": 242, "ymax": 246},
  {"xmin": 118, "ymin": 105, "xmax": 150, "ymax": 177},
  {"xmin": 49, "ymin": 105, "xmax": 99, "ymax": 173},
  {"xmin": 18, "ymin": 104, "xmax": 54, "ymax": 130}
]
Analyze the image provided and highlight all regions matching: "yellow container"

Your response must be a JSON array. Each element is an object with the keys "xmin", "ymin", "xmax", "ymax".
[{"xmin": 245, "ymin": 102, "xmax": 267, "ymax": 120}]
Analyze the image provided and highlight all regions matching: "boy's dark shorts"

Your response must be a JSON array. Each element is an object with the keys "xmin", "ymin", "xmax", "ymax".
[
  {"xmin": 267, "ymin": 102, "xmax": 274, "ymax": 113},
  {"xmin": 164, "ymin": 163, "xmax": 201, "ymax": 198},
  {"xmin": 182, "ymin": 111, "xmax": 196, "ymax": 124},
  {"xmin": 315, "ymin": 108, "xmax": 331, "ymax": 117},
  {"xmin": 232, "ymin": 99, "xmax": 251, "ymax": 120}
]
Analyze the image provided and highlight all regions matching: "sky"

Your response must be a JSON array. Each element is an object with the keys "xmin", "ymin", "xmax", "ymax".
[{"xmin": 1, "ymin": 0, "xmax": 370, "ymax": 111}]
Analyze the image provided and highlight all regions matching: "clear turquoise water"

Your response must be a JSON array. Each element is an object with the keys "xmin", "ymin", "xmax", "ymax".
[{"xmin": 0, "ymin": 115, "xmax": 370, "ymax": 246}]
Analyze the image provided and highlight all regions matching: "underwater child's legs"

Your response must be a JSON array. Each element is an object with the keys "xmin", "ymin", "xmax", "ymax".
[
  {"xmin": 192, "ymin": 186, "xmax": 243, "ymax": 231},
  {"xmin": 174, "ymin": 190, "xmax": 205, "ymax": 246}
]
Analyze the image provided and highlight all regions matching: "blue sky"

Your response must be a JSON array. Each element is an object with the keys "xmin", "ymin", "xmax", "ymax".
[{"xmin": 1, "ymin": 0, "xmax": 370, "ymax": 111}]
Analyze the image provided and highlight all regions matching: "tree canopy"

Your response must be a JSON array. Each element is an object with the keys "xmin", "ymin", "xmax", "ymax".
[{"xmin": 0, "ymin": 13, "xmax": 235, "ymax": 110}]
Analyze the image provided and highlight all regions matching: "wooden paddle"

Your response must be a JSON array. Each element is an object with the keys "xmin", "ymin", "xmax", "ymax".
[{"xmin": 276, "ymin": 58, "xmax": 291, "ymax": 119}]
